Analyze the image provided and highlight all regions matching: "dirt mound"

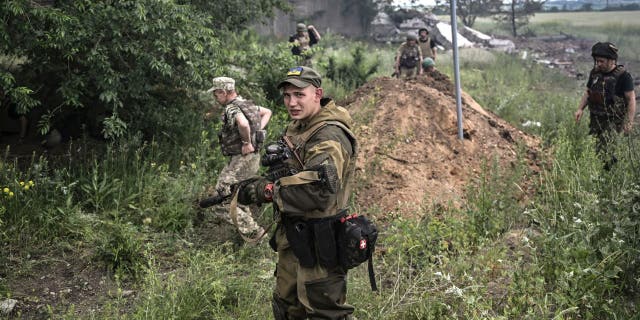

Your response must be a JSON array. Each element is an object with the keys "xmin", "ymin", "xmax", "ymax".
[{"xmin": 343, "ymin": 71, "xmax": 541, "ymax": 216}]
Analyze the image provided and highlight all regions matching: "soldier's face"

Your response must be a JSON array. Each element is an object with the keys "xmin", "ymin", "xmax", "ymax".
[
  {"xmin": 594, "ymin": 57, "xmax": 616, "ymax": 73},
  {"xmin": 213, "ymin": 89, "xmax": 229, "ymax": 105},
  {"xmin": 419, "ymin": 31, "xmax": 428, "ymax": 38},
  {"xmin": 282, "ymin": 84, "xmax": 322, "ymax": 120}
]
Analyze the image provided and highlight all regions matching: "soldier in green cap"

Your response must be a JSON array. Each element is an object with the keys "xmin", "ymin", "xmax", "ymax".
[
  {"xmin": 289, "ymin": 23, "xmax": 321, "ymax": 66},
  {"xmin": 394, "ymin": 34, "xmax": 423, "ymax": 79},
  {"xmin": 237, "ymin": 66, "xmax": 358, "ymax": 319}
]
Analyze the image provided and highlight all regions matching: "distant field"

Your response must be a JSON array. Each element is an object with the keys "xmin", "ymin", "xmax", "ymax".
[
  {"xmin": 470, "ymin": 10, "xmax": 640, "ymax": 28},
  {"xmin": 467, "ymin": 10, "xmax": 640, "ymax": 61},
  {"xmin": 532, "ymin": 10, "xmax": 640, "ymax": 26}
]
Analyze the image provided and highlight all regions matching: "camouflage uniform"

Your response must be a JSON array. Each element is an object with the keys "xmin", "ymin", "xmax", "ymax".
[
  {"xmin": 396, "ymin": 41, "xmax": 422, "ymax": 79},
  {"xmin": 270, "ymin": 99, "xmax": 357, "ymax": 320},
  {"xmin": 211, "ymin": 91, "xmax": 264, "ymax": 236},
  {"xmin": 289, "ymin": 24, "xmax": 319, "ymax": 67}
]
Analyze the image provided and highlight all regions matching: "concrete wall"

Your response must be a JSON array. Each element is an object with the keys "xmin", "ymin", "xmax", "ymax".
[{"xmin": 257, "ymin": 0, "xmax": 367, "ymax": 38}]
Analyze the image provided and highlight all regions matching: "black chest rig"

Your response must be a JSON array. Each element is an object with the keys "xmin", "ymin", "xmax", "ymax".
[{"xmin": 587, "ymin": 65, "xmax": 627, "ymax": 116}]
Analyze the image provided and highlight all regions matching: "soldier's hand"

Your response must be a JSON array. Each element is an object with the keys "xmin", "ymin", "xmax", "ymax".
[
  {"xmin": 238, "ymin": 178, "xmax": 274, "ymax": 205},
  {"xmin": 623, "ymin": 121, "xmax": 633, "ymax": 134},
  {"xmin": 574, "ymin": 108, "xmax": 583, "ymax": 123},
  {"xmin": 242, "ymin": 143, "xmax": 255, "ymax": 155}
]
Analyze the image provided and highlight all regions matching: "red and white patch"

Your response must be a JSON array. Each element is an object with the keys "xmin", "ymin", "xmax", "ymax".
[{"xmin": 359, "ymin": 239, "xmax": 367, "ymax": 250}]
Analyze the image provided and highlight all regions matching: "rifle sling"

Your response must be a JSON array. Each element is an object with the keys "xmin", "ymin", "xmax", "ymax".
[{"xmin": 229, "ymin": 188, "xmax": 273, "ymax": 244}]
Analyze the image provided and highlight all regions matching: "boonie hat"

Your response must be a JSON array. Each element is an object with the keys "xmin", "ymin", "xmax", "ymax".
[
  {"xmin": 277, "ymin": 66, "xmax": 322, "ymax": 89},
  {"xmin": 591, "ymin": 42, "xmax": 618, "ymax": 60},
  {"xmin": 207, "ymin": 77, "xmax": 235, "ymax": 93}
]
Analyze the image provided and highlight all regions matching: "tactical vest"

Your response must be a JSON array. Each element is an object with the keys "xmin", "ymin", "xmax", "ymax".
[
  {"xmin": 400, "ymin": 43, "xmax": 420, "ymax": 68},
  {"xmin": 218, "ymin": 98, "xmax": 261, "ymax": 156},
  {"xmin": 282, "ymin": 120, "xmax": 358, "ymax": 215},
  {"xmin": 587, "ymin": 65, "xmax": 627, "ymax": 117},
  {"xmin": 419, "ymin": 37, "xmax": 434, "ymax": 59}
]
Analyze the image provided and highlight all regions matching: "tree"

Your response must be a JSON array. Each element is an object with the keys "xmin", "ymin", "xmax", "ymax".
[
  {"xmin": 435, "ymin": 0, "xmax": 503, "ymax": 28},
  {"xmin": 493, "ymin": 0, "xmax": 545, "ymax": 37},
  {"xmin": 0, "ymin": 0, "xmax": 293, "ymax": 143}
]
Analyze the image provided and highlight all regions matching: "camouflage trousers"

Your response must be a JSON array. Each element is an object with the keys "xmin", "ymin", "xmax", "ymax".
[
  {"xmin": 212, "ymin": 153, "xmax": 262, "ymax": 235},
  {"xmin": 399, "ymin": 66, "xmax": 418, "ymax": 79}
]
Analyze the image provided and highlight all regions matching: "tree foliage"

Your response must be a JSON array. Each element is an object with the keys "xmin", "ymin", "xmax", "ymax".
[
  {"xmin": 180, "ymin": 0, "xmax": 290, "ymax": 31},
  {"xmin": 493, "ymin": 0, "xmax": 545, "ymax": 37},
  {"xmin": 436, "ymin": 0, "xmax": 503, "ymax": 27},
  {"xmin": 0, "ymin": 0, "xmax": 292, "ymax": 143}
]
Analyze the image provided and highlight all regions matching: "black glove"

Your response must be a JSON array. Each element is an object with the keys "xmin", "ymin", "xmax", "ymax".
[{"xmin": 237, "ymin": 178, "xmax": 273, "ymax": 205}]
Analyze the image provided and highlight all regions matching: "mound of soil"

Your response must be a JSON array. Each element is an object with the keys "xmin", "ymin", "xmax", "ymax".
[{"xmin": 343, "ymin": 71, "xmax": 541, "ymax": 216}]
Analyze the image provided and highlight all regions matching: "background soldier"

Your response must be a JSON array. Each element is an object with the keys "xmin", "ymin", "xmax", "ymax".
[
  {"xmin": 418, "ymin": 27, "xmax": 440, "ymax": 62},
  {"xmin": 237, "ymin": 66, "xmax": 358, "ymax": 319},
  {"xmin": 422, "ymin": 57, "xmax": 436, "ymax": 73},
  {"xmin": 394, "ymin": 34, "xmax": 423, "ymax": 79},
  {"xmin": 289, "ymin": 23, "xmax": 321, "ymax": 67},
  {"xmin": 575, "ymin": 42, "xmax": 636, "ymax": 169},
  {"xmin": 207, "ymin": 76, "xmax": 272, "ymax": 239}
]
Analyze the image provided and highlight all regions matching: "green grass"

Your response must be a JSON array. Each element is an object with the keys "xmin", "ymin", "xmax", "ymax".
[{"xmin": 531, "ymin": 11, "xmax": 640, "ymax": 27}]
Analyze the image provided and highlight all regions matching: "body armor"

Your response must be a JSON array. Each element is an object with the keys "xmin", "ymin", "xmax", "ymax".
[
  {"xmin": 587, "ymin": 65, "xmax": 627, "ymax": 118},
  {"xmin": 218, "ymin": 98, "xmax": 262, "ymax": 156}
]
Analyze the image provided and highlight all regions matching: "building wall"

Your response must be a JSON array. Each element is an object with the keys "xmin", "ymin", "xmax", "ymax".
[{"xmin": 257, "ymin": 0, "xmax": 367, "ymax": 38}]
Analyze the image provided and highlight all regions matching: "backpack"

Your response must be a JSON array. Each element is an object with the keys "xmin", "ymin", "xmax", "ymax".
[{"xmin": 400, "ymin": 44, "xmax": 420, "ymax": 68}]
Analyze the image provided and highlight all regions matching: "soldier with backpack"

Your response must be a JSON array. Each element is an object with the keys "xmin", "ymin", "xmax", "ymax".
[
  {"xmin": 206, "ymin": 76, "xmax": 272, "ymax": 240},
  {"xmin": 289, "ymin": 23, "xmax": 321, "ymax": 67},
  {"xmin": 575, "ymin": 42, "xmax": 636, "ymax": 169},
  {"xmin": 394, "ymin": 34, "xmax": 423, "ymax": 79}
]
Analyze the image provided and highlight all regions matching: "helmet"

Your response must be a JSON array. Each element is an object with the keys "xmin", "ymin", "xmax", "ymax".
[
  {"xmin": 591, "ymin": 42, "xmax": 618, "ymax": 60},
  {"xmin": 406, "ymin": 34, "xmax": 417, "ymax": 41},
  {"xmin": 418, "ymin": 28, "xmax": 429, "ymax": 34},
  {"xmin": 422, "ymin": 57, "xmax": 435, "ymax": 68},
  {"xmin": 296, "ymin": 23, "xmax": 307, "ymax": 32}
]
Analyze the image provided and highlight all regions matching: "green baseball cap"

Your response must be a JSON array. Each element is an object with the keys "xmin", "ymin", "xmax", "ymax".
[{"xmin": 277, "ymin": 66, "xmax": 322, "ymax": 89}]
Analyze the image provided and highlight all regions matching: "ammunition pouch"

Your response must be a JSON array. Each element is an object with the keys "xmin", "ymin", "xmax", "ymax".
[
  {"xmin": 400, "ymin": 56, "xmax": 418, "ymax": 68},
  {"xmin": 282, "ymin": 214, "xmax": 342, "ymax": 269}
]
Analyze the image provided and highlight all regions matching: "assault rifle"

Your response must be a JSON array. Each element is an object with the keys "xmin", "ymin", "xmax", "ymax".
[
  {"xmin": 198, "ymin": 137, "xmax": 338, "ymax": 208},
  {"xmin": 198, "ymin": 139, "xmax": 299, "ymax": 209}
]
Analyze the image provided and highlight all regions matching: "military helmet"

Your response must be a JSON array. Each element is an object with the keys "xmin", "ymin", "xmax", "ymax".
[
  {"xmin": 418, "ymin": 28, "xmax": 429, "ymax": 34},
  {"xmin": 591, "ymin": 42, "xmax": 618, "ymax": 60},
  {"xmin": 406, "ymin": 34, "xmax": 417, "ymax": 41},
  {"xmin": 296, "ymin": 23, "xmax": 307, "ymax": 32},
  {"xmin": 422, "ymin": 57, "xmax": 435, "ymax": 68}
]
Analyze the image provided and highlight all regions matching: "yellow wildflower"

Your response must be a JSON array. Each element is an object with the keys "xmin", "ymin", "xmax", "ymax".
[
  {"xmin": 24, "ymin": 185, "xmax": 30, "ymax": 191},
  {"xmin": 19, "ymin": 181, "xmax": 25, "ymax": 186},
  {"xmin": 190, "ymin": 163, "xmax": 196, "ymax": 169},
  {"xmin": 8, "ymin": 192, "xmax": 14, "ymax": 197},
  {"xmin": 28, "ymin": 180, "xmax": 34, "ymax": 186},
  {"xmin": 2, "ymin": 188, "xmax": 8, "ymax": 193}
]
